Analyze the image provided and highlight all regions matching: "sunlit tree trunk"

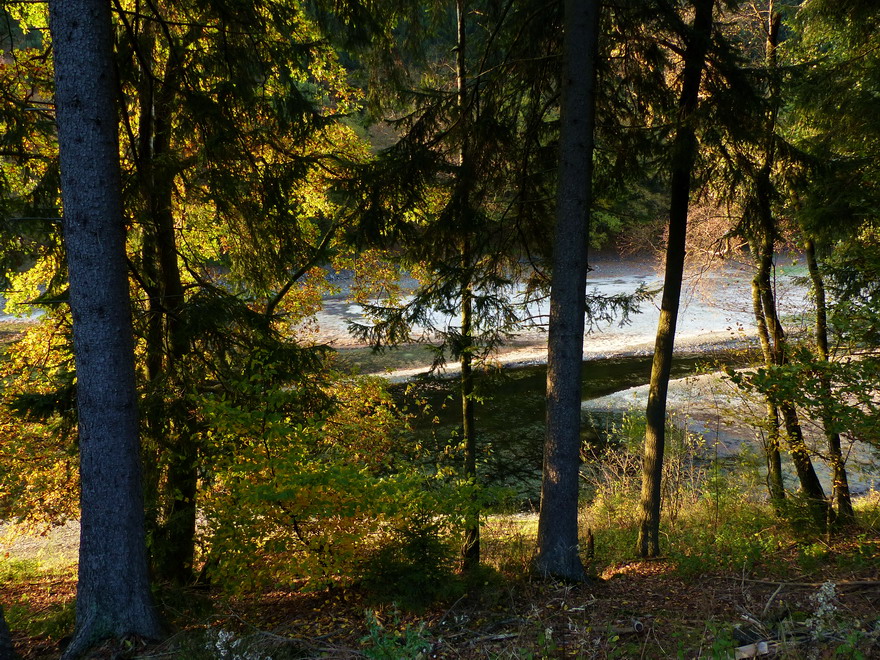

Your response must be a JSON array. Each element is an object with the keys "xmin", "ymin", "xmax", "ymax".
[
  {"xmin": 49, "ymin": 0, "xmax": 163, "ymax": 655},
  {"xmin": 751, "ymin": 4, "xmax": 786, "ymax": 508},
  {"xmin": 805, "ymin": 238, "xmax": 854, "ymax": 523},
  {"xmin": 638, "ymin": 0, "xmax": 715, "ymax": 559},
  {"xmin": 129, "ymin": 32, "xmax": 197, "ymax": 583},
  {"xmin": 735, "ymin": 4, "xmax": 828, "ymax": 527},
  {"xmin": 754, "ymin": 225, "xmax": 830, "ymax": 528},
  {"xmin": 751, "ymin": 272, "xmax": 786, "ymax": 505},
  {"xmin": 535, "ymin": 0, "xmax": 599, "ymax": 581}
]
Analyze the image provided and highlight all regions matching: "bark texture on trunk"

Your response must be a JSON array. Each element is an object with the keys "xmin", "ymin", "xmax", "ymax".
[
  {"xmin": 535, "ymin": 0, "xmax": 600, "ymax": 581},
  {"xmin": 456, "ymin": 0, "xmax": 480, "ymax": 571},
  {"xmin": 637, "ymin": 0, "xmax": 715, "ymax": 559},
  {"xmin": 49, "ymin": 1, "xmax": 163, "ymax": 656},
  {"xmin": 805, "ymin": 239, "xmax": 854, "ymax": 523},
  {"xmin": 0, "ymin": 604, "xmax": 14, "ymax": 660},
  {"xmin": 753, "ymin": 230, "xmax": 829, "ymax": 528},
  {"xmin": 751, "ymin": 276, "xmax": 786, "ymax": 504}
]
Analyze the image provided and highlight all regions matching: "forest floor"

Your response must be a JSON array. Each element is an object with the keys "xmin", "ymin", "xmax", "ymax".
[{"xmin": 4, "ymin": 515, "xmax": 880, "ymax": 659}]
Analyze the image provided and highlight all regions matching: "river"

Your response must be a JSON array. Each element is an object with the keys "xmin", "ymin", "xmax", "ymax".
[{"xmin": 324, "ymin": 251, "xmax": 877, "ymax": 503}]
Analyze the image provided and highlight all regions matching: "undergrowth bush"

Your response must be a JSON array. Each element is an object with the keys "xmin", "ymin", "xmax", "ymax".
[
  {"xmin": 360, "ymin": 516, "xmax": 461, "ymax": 610},
  {"xmin": 361, "ymin": 608, "xmax": 433, "ymax": 659},
  {"xmin": 581, "ymin": 409, "xmax": 711, "ymax": 531},
  {"xmin": 198, "ymin": 374, "xmax": 474, "ymax": 593},
  {"xmin": 578, "ymin": 408, "xmax": 809, "ymax": 574}
]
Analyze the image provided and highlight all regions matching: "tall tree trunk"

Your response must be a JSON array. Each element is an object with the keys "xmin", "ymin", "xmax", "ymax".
[
  {"xmin": 151, "ymin": 166, "xmax": 196, "ymax": 584},
  {"xmin": 461, "ymin": 281, "xmax": 479, "ymax": 568},
  {"xmin": 132, "ymin": 21, "xmax": 165, "ymax": 550},
  {"xmin": 754, "ymin": 226, "xmax": 830, "ymax": 528},
  {"xmin": 752, "ymin": 4, "xmax": 786, "ymax": 508},
  {"xmin": 805, "ymin": 238, "xmax": 854, "ymax": 523},
  {"xmin": 742, "ymin": 4, "xmax": 827, "ymax": 527},
  {"xmin": 456, "ymin": 0, "xmax": 480, "ymax": 571},
  {"xmin": 751, "ymin": 273, "xmax": 786, "ymax": 505},
  {"xmin": 49, "ymin": 1, "xmax": 163, "ymax": 655},
  {"xmin": 535, "ymin": 0, "xmax": 600, "ymax": 581},
  {"xmin": 132, "ymin": 45, "xmax": 197, "ymax": 582},
  {"xmin": 637, "ymin": 0, "xmax": 715, "ymax": 559}
]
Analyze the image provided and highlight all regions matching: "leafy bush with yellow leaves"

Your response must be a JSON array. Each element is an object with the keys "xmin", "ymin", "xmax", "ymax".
[{"xmin": 198, "ymin": 369, "xmax": 471, "ymax": 592}]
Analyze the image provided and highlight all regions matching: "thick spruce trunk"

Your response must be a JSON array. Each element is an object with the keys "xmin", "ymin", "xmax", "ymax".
[
  {"xmin": 805, "ymin": 239, "xmax": 854, "ymax": 523},
  {"xmin": 49, "ymin": 1, "xmax": 163, "ymax": 656},
  {"xmin": 637, "ymin": 0, "xmax": 715, "ymax": 559},
  {"xmin": 0, "ymin": 604, "xmax": 14, "ymax": 660},
  {"xmin": 535, "ymin": 0, "xmax": 599, "ymax": 581}
]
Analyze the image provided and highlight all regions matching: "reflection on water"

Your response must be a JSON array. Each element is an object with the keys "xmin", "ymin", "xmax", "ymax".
[{"xmin": 395, "ymin": 351, "xmax": 742, "ymax": 507}]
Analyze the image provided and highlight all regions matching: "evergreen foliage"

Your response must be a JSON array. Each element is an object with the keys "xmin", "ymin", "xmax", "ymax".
[{"xmin": 0, "ymin": 0, "xmax": 879, "ymax": 652}]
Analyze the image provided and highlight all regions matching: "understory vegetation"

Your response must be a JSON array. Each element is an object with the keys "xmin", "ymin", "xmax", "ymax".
[{"xmin": 3, "ymin": 373, "xmax": 880, "ymax": 658}]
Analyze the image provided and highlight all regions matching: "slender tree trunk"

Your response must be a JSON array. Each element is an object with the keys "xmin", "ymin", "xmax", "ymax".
[
  {"xmin": 535, "ymin": 0, "xmax": 599, "ymax": 581},
  {"xmin": 461, "ymin": 282, "xmax": 479, "ymax": 568},
  {"xmin": 137, "ymin": 30, "xmax": 164, "ymax": 387},
  {"xmin": 0, "ymin": 604, "xmax": 14, "ymax": 660},
  {"xmin": 135, "ymin": 35, "xmax": 171, "ymax": 577},
  {"xmin": 740, "ymin": 5, "xmax": 827, "ymax": 527},
  {"xmin": 637, "ymin": 0, "xmax": 715, "ymax": 559},
  {"xmin": 805, "ymin": 238, "xmax": 854, "ymax": 523},
  {"xmin": 751, "ymin": 274, "xmax": 786, "ymax": 504},
  {"xmin": 49, "ymin": 1, "xmax": 163, "ymax": 655},
  {"xmin": 455, "ymin": 0, "xmax": 480, "ymax": 571},
  {"xmin": 754, "ymin": 227, "xmax": 830, "ymax": 528},
  {"xmin": 152, "ymin": 168, "xmax": 197, "ymax": 584},
  {"xmin": 131, "ymin": 45, "xmax": 197, "ymax": 582},
  {"xmin": 751, "ymin": 6, "xmax": 786, "ymax": 508}
]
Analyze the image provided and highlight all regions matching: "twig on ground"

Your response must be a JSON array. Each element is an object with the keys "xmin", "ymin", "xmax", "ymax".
[{"xmin": 719, "ymin": 577, "xmax": 880, "ymax": 590}]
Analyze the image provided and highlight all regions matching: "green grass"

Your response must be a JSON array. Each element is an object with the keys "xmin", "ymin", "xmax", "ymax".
[
  {"xmin": 0, "ymin": 555, "xmax": 75, "ymax": 582},
  {"xmin": 0, "ymin": 555, "xmax": 77, "ymax": 641},
  {"xmin": 4, "ymin": 599, "xmax": 76, "ymax": 641}
]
